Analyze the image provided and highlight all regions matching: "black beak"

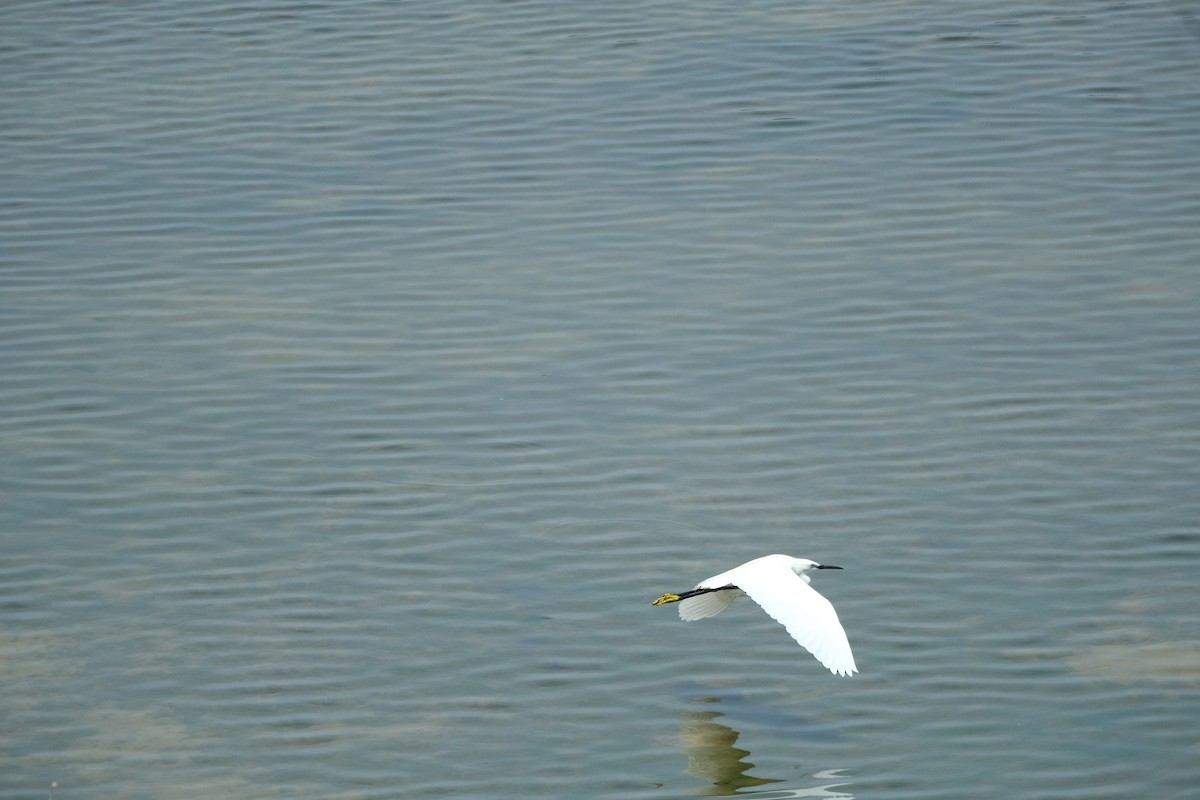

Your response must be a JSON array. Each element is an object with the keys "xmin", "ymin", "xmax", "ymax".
[{"xmin": 817, "ymin": 564, "xmax": 843, "ymax": 570}]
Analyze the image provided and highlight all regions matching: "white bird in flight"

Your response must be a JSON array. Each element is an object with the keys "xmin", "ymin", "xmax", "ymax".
[{"xmin": 652, "ymin": 554, "xmax": 857, "ymax": 676}]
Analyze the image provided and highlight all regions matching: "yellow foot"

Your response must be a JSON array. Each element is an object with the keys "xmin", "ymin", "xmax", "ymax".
[{"xmin": 652, "ymin": 593, "xmax": 681, "ymax": 605}]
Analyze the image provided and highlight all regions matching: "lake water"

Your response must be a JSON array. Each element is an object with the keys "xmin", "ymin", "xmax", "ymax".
[{"xmin": 3, "ymin": 1, "xmax": 1199, "ymax": 798}]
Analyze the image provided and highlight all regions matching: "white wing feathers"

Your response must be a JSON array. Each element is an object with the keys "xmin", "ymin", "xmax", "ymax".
[
  {"xmin": 677, "ymin": 588, "xmax": 742, "ymax": 621},
  {"xmin": 738, "ymin": 563, "xmax": 857, "ymax": 676}
]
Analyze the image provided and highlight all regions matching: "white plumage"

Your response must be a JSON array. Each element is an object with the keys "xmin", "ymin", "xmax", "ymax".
[{"xmin": 653, "ymin": 554, "xmax": 857, "ymax": 677}]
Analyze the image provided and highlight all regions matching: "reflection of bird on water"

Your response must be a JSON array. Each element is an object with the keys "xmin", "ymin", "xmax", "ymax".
[
  {"xmin": 681, "ymin": 706, "xmax": 780, "ymax": 795},
  {"xmin": 753, "ymin": 773, "xmax": 856, "ymax": 799},
  {"xmin": 677, "ymin": 690, "xmax": 854, "ymax": 798}
]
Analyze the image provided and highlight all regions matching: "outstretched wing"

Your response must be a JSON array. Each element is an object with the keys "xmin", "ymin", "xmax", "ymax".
[
  {"xmin": 736, "ymin": 563, "xmax": 857, "ymax": 676},
  {"xmin": 677, "ymin": 588, "xmax": 741, "ymax": 621}
]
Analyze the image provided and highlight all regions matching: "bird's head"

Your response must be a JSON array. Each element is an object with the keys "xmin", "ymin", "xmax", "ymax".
[{"xmin": 790, "ymin": 557, "xmax": 842, "ymax": 582}]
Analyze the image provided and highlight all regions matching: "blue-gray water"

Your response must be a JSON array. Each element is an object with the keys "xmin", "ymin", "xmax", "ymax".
[{"xmin": 3, "ymin": 1, "xmax": 1199, "ymax": 798}]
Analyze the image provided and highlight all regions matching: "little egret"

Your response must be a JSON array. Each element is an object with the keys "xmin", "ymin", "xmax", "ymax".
[{"xmin": 652, "ymin": 554, "xmax": 857, "ymax": 676}]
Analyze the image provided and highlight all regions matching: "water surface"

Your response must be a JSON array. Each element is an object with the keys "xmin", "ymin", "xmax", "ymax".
[{"xmin": 3, "ymin": 1, "xmax": 1199, "ymax": 798}]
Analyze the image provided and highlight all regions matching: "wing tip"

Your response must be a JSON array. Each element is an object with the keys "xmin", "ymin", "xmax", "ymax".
[{"xmin": 825, "ymin": 660, "xmax": 858, "ymax": 677}]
